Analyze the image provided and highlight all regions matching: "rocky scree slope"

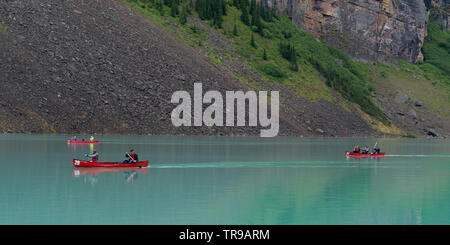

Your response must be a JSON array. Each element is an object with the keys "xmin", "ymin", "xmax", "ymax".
[{"xmin": 0, "ymin": 0, "xmax": 375, "ymax": 136}]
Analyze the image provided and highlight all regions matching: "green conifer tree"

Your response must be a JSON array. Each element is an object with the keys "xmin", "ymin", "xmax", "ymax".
[
  {"xmin": 289, "ymin": 45, "xmax": 298, "ymax": 71},
  {"xmin": 158, "ymin": 0, "xmax": 164, "ymax": 16},
  {"xmin": 250, "ymin": 33, "xmax": 257, "ymax": 48},
  {"xmin": 179, "ymin": 6, "xmax": 187, "ymax": 25},
  {"xmin": 241, "ymin": 7, "xmax": 250, "ymax": 25},
  {"xmin": 170, "ymin": 1, "xmax": 178, "ymax": 17}
]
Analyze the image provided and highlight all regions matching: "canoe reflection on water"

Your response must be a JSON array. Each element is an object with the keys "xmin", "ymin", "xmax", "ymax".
[
  {"xmin": 72, "ymin": 167, "xmax": 149, "ymax": 184},
  {"xmin": 345, "ymin": 155, "xmax": 385, "ymax": 162}
]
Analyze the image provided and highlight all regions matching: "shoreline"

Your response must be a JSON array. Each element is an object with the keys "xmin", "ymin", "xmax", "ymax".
[{"xmin": 1, "ymin": 132, "xmax": 447, "ymax": 140}]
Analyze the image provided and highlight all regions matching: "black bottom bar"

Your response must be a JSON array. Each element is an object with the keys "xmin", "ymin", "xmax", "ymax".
[{"xmin": 1, "ymin": 225, "xmax": 447, "ymax": 243}]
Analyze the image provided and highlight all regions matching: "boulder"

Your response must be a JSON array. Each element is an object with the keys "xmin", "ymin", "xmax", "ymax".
[
  {"xmin": 394, "ymin": 93, "xmax": 409, "ymax": 104},
  {"xmin": 425, "ymin": 128, "xmax": 439, "ymax": 137},
  {"xmin": 407, "ymin": 109, "xmax": 417, "ymax": 119}
]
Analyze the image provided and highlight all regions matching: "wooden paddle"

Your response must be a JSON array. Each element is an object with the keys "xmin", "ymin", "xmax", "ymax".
[
  {"xmin": 126, "ymin": 152, "xmax": 137, "ymax": 162},
  {"xmin": 126, "ymin": 152, "xmax": 141, "ymax": 168},
  {"xmin": 85, "ymin": 152, "xmax": 98, "ymax": 162}
]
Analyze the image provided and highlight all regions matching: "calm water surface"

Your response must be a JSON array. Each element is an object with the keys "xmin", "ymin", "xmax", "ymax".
[{"xmin": 0, "ymin": 134, "xmax": 448, "ymax": 225}]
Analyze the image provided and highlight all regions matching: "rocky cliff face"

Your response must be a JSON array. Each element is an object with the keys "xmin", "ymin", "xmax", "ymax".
[
  {"xmin": 266, "ymin": 0, "xmax": 430, "ymax": 63},
  {"xmin": 428, "ymin": 0, "xmax": 450, "ymax": 30}
]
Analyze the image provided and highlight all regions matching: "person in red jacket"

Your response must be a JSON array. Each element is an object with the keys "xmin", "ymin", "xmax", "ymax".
[{"xmin": 123, "ymin": 149, "xmax": 138, "ymax": 163}]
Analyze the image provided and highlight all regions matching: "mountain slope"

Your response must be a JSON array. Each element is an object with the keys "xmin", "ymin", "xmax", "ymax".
[
  {"xmin": 0, "ymin": 0, "xmax": 378, "ymax": 136},
  {"xmin": 0, "ymin": 0, "xmax": 255, "ymax": 135},
  {"xmin": 1, "ymin": 0, "xmax": 447, "ymax": 137},
  {"xmin": 124, "ymin": 0, "xmax": 450, "ymax": 137}
]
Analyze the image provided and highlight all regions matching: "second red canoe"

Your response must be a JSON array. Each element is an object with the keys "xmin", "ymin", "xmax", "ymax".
[
  {"xmin": 345, "ymin": 152, "xmax": 385, "ymax": 157},
  {"xmin": 67, "ymin": 140, "xmax": 99, "ymax": 144}
]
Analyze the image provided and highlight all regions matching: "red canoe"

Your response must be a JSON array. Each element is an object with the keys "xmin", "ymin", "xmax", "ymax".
[
  {"xmin": 67, "ymin": 140, "xmax": 99, "ymax": 144},
  {"xmin": 72, "ymin": 159, "xmax": 149, "ymax": 168},
  {"xmin": 345, "ymin": 152, "xmax": 385, "ymax": 157}
]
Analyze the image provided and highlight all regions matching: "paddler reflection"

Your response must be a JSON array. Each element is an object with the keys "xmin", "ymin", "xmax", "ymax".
[{"xmin": 72, "ymin": 167, "xmax": 149, "ymax": 185}]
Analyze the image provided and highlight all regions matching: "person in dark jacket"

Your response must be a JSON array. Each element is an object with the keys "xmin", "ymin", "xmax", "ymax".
[
  {"xmin": 123, "ymin": 149, "xmax": 138, "ymax": 163},
  {"xmin": 373, "ymin": 146, "xmax": 380, "ymax": 154},
  {"xmin": 85, "ymin": 150, "xmax": 99, "ymax": 162}
]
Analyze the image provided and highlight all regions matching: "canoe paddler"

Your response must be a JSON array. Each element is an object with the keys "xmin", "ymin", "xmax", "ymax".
[
  {"xmin": 362, "ymin": 146, "xmax": 369, "ymax": 154},
  {"xmin": 353, "ymin": 145, "xmax": 360, "ymax": 153},
  {"xmin": 123, "ymin": 149, "xmax": 138, "ymax": 163},
  {"xmin": 373, "ymin": 145, "xmax": 380, "ymax": 154},
  {"xmin": 85, "ymin": 150, "xmax": 99, "ymax": 162},
  {"xmin": 90, "ymin": 135, "xmax": 94, "ymax": 141}
]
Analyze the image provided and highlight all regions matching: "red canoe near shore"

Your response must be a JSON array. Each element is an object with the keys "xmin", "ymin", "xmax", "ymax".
[
  {"xmin": 72, "ymin": 159, "xmax": 149, "ymax": 168},
  {"xmin": 67, "ymin": 140, "xmax": 99, "ymax": 144},
  {"xmin": 345, "ymin": 152, "xmax": 385, "ymax": 157}
]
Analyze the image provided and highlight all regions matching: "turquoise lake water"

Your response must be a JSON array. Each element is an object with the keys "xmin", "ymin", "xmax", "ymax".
[{"xmin": 0, "ymin": 134, "xmax": 448, "ymax": 225}]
